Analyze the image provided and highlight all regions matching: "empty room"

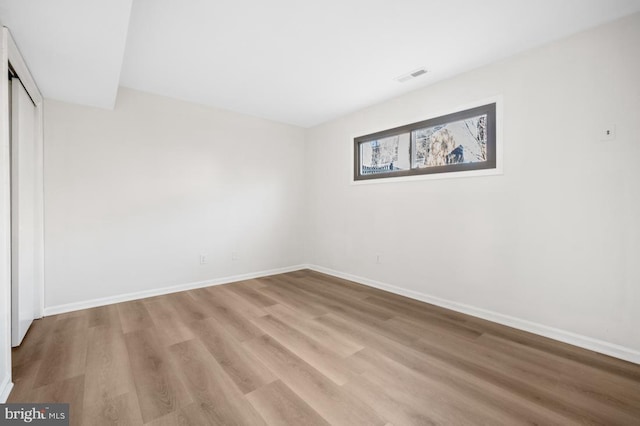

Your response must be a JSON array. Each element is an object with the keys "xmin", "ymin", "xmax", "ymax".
[{"xmin": 1, "ymin": 0, "xmax": 639, "ymax": 424}]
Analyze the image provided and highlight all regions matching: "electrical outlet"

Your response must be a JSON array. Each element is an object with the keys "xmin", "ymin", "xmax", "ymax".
[
  {"xmin": 376, "ymin": 254, "xmax": 382, "ymax": 264},
  {"xmin": 200, "ymin": 254, "xmax": 208, "ymax": 265},
  {"xmin": 232, "ymin": 252, "xmax": 240, "ymax": 261}
]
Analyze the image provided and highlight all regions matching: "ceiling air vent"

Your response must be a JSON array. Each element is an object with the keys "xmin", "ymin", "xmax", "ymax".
[{"xmin": 395, "ymin": 67, "xmax": 428, "ymax": 83}]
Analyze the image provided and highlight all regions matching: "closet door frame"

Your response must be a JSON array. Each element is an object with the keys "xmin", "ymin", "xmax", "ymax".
[
  {"xmin": 5, "ymin": 27, "xmax": 44, "ymax": 319},
  {"xmin": 0, "ymin": 24, "xmax": 44, "ymax": 383}
]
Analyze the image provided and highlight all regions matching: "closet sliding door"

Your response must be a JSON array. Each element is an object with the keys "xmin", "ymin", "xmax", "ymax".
[{"xmin": 10, "ymin": 77, "xmax": 38, "ymax": 347}]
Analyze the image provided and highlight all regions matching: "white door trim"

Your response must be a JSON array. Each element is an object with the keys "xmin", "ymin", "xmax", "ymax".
[{"xmin": 5, "ymin": 28, "xmax": 44, "ymax": 319}]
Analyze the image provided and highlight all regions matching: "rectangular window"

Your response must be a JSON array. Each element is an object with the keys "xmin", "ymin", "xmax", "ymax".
[{"xmin": 354, "ymin": 103, "xmax": 496, "ymax": 181}]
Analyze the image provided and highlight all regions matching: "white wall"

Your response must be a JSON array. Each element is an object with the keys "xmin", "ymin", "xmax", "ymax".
[
  {"xmin": 44, "ymin": 88, "xmax": 306, "ymax": 310},
  {"xmin": 305, "ymin": 14, "xmax": 640, "ymax": 357}
]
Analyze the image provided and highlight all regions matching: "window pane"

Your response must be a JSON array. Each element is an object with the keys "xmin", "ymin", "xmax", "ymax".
[
  {"xmin": 412, "ymin": 114, "xmax": 487, "ymax": 169},
  {"xmin": 359, "ymin": 132, "xmax": 410, "ymax": 176}
]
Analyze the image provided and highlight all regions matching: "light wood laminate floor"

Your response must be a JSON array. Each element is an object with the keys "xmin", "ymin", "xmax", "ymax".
[{"xmin": 9, "ymin": 270, "xmax": 640, "ymax": 425}]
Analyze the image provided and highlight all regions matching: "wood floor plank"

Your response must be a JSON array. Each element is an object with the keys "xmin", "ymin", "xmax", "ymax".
[
  {"xmin": 167, "ymin": 291, "xmax": 211, "ymax": 323},
  {"xmin": 34, "ymin": 375, "xmax": 86, "ymax": 426},
  {"xmin": 277, "ymin": 273, "xmax": 369, "ymax": 303},
  {"xmin": 145, "ymin": 402, "xmax": 212, "ymax": 426},
  {"xmin": 82, "ymin": 392, "xmax": 143, "ymax": 426},
  {"xmin": 348, "ymin": 348, "xmax": 540, "ymax": 426},
  {"xmin": 227, "ymin": 280, "xmax": 278, "ymax": 308},
  {"xmin": 320, "ymin": 312, "xmax": 576, "ymax": 425},
  {"xmin": 207, "ymin": 286, "xmax": 269, "ymax": 319},
  {"xmin": 124, "ymin": 328, "xmax": 192, "ymax": 423},
  {"xmin": 357, "ymin": 288, "xmax": 472, "ymax": 324},
  {"xmin": 334, "ymin": 313, "xmax": 423, "ymax": 348},
  {"xmin": 169, "ymin": 339, "xmax": 266, "ymax": 426},
  {"xmin": 252, "ymin": 314, "xmax": 354, "ymax": 385},
  {"xmin": 83, "ymin": 325, "xmax": 137, "ymax": 423},
  {"xmin": 195, "ymin": 290, "xmax": 265, "ymax": 342},
  {"xmin": 386, "ymin": 314, "xmax": 481, "ymax": 342},
  {"xmin": 471, "ymin": 333, "xmax": 640, "ymax": 422},
  {"xmin": 269, "ymin": 276, "xmax": 394, "ymax": 324},
  {"xmin": 11, "ymin": 316, "xmax": 57, "ymax": 368},
  {"xmin": 264, "ymin": 303, "xmax": 363, "ymax": 357},
  {"xmin": 145, "ymin": 298, "xmax": 196, "ymax": 347},
  {"xmin": 246, "ymin": 380, "xmax": 330, "ymax": 426},
  {"xmin": 302, "ymin": 270, "xmax": 373, "ymax": 295},
  {"xmin": 409, "ymin": 333, "xmax": 630, "ymax": 424},
  {"xmin": 7, "ymin": 359, "xmax": 42, "ymax": 403},
  {"xmin": 478, "ymin": 331, "xmax": 640, "ymax": 392},
  {"xmin": 32, "ymin": 316, "xmax": 89, "ymax": 388},
  {"xmin": 240, "ymin": 278, "xmax": 270, "ymax": 290},
  {"xmin": 188, "ymin": 317, "xmax": 276, "ymax": 394},
  {"xmin": 117, "ymin": 301, "xmax": 154, "ymax": 334},
  {"xmin": 363, "ymin": 295, "xmax": 480, "ymax": 336},
  {"xmin": 256, "ymin": 283, "xmax": 329, "ymax": 318},
  {"xmin": 243, "ymin": 334, "xmax": 387, "ymax": 426},
  {"xmin": 342, "ymin": 373, "xmax": 442, "ymax": 426},
  {"xmin": 87, "ymin": 305, "xmax": 122, "ymax": 329},
  {"xmin": 466, "ymin": 313, "xmax": 640, "ymax": 382}
]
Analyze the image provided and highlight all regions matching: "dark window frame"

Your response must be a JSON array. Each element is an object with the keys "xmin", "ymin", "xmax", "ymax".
[{"xmin": 353, "ymin": 103, "xmax": 497, "ymax": 181}]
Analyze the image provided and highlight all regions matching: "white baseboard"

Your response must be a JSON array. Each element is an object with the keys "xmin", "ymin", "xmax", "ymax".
[
  {"xmin": 306, "ymin": 264, "xmax": 640, "ymax": 365},
  {"xmin": 43, "ymin": 264, "xmax": 307, "ymax": 316},
  {"xmin": 41, "ymin": 262, "xmax": 640, "ymax": 365},
  {"xmin": 0, "ymin": 377, "xmax": 13, "ymax": 403}
]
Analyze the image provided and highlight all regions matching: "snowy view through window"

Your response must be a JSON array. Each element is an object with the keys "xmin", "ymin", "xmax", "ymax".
[
  {"xmin": 413, "ymin": 114, "xmax": 487, "ymax": 168},
  {"xmin": 359, "ymin": 114, "xmax": 487, "ymax": 176},
  {"xmin": 359, "ymin": 133, "xmax": 410, "ymax": 175}
]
